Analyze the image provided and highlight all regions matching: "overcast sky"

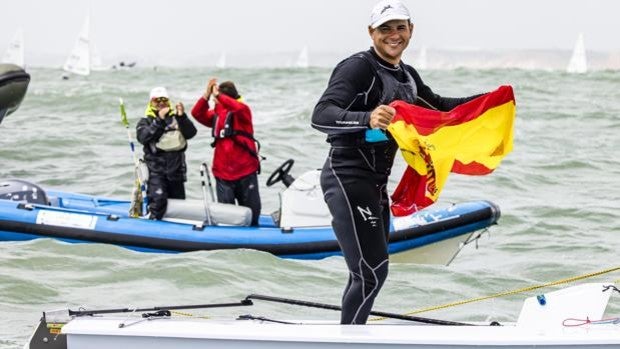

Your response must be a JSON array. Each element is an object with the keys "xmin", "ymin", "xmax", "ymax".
[{"xmin": 2, "ymin": 0, "xmax": 619, "ymax": 66}]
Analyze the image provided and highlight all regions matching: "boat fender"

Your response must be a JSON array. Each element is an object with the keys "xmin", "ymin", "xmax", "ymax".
[{"xmin": 0, "ymin": 63, "xmax": 30, "ymax": 123}]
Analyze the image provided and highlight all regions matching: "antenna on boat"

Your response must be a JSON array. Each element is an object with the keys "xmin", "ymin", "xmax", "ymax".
[
  {"xmin": 200, "ymin": 162, "xmax": 214, "ymax": 225},
  {"xmin": 120, "ymin": 98, "xmax": 148, "ymax": 217}
]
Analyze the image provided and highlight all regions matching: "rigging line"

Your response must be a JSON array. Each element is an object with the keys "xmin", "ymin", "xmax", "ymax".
[
  {"xmin": 369, "ymin": 266, "xmax": 620, "ymax": 322},
  {"xmin": 69, "ymin": 299, "xmax": 253, "ymax": 317},
  {"xmin": 170, "ymin": 310, "xmax": 210, "ymax": 319},
  {"xmin": 404, "ymin": 265, "xmax": 620, "ymax": 317},
  {"xmin": 246, "ymin": 294, "xmax": 473, "ymax": 326}
]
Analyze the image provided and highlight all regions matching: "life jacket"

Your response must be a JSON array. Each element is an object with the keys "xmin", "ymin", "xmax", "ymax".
[
  {"xmin": 357, "ymin": 50, "xmax": 418, "ymax": 143},
  {"xmin": 211, "ymin": 98, "xmax": 265, "ymax": 173}
]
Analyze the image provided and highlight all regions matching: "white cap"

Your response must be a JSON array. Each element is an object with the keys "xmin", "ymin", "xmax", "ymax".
[
  {"xmin": 149, "ymin": 86, "xmax": 169, "ymax": 99},
  {"xmin": 369, "ymin": 0, "xmax": 411, "ymax": 29}
]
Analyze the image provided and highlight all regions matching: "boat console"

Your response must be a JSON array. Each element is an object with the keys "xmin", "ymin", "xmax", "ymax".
[
  {"xmin": 277, "ymin": 170, "xmax": 331, "ymax": 228},
  {"xmin": 0, "ymin": 179, "xmax": 48, "ymax": 205}
]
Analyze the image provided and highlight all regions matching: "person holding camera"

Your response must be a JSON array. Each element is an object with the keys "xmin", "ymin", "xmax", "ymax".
[{"xmin": 137, "ymin": 86, "xmax": 197, "ymax": 220}]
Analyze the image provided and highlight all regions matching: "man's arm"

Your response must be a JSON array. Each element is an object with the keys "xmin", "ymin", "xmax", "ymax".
[
  {"xmin": 311, "ymin": 56, "xmax": 376, "ymax": 136},
  {"xmin": 191, "ymin": 97, "xmax": 216, "ymax": 128}
]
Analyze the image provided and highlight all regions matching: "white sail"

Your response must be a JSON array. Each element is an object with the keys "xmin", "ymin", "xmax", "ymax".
[
  {"xmin": 90, "ymin": 42, "xmax": 109, "ymax": 71},
  {"xmin": 2, "ymin": 29, "xmax": 24, "ymax": 68},
  {"xmin": 216, "ymin": 51, "xmax": 226, "ymax": 69},
  {"xmin": 295, "ymin": 46, "xmax": 309, "ymax": 68},
  {"xmin": 416, "ymin": 45, "xmax": 428, "ymax": 70},
  {"xmin": 566, "ymin": 33, "xmax": 587, "ymax": 74},
  {"xmin": 63, "ymin": 15, "xmax": 91, "ymax": 76}
]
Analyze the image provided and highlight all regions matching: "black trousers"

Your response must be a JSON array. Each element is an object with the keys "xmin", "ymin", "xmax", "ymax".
[
  {"xmin": 216, "ymin": 172, "xmax": 261, "ymax": 226},
  {"xmin": 320, "ymin": 144, "xmax": 392, "ymax": 324},
  {"xmin": 147, "ymin": 173, "xmax": 185, "ymax": 220}
]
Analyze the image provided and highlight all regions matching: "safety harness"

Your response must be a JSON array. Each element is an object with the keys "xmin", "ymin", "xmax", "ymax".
[{"xmin": 211, "ymin": 111, "xmax": 265, "ymax": 174}]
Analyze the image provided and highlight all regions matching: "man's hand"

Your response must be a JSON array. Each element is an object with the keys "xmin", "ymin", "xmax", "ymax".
[
  {"xmin": 204, "ymin": 78, "xmax": 217, "ymax": 99},
  {"xmin": 175, "ymin": 102, "xmax": 185, "ymax": 116},
  {"xmin": 212, "ymin": 84, "xmax": 220, "ymax": 103},
  {"xmin": 158, "ymin": 106, "xmax": 170, "ymax": 119},
  {"xmin": 369, "ymin": 105, "xmax": 395, "ymax": 130}
]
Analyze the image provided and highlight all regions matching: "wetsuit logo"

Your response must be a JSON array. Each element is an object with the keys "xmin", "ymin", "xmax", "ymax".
[{"xmin": 357, "ymin": 206, "xmax": 379, "ymax": 227}]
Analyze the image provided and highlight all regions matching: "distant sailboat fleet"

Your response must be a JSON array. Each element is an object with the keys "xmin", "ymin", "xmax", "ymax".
[
  {"xmin": 211, "ymin": 47, "xmax": 310, "ymax": 69},
  {"xmin": 61, "ymin": 14, "xmax": 135, "ymax": 79},
  {"xmin": 2, "ymin": 29, "xmax": 596, "ymax": 72}
]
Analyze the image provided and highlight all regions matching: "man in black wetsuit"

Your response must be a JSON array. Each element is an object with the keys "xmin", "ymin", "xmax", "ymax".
[{"xmin": 311, "ymin": 0, "xmax": 481, "ymax": 324}]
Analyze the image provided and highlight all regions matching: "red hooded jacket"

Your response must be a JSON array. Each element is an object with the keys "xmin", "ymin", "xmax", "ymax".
[{"xmin": 191, "ymin": 94, "xmax": 259, "ymax": 181}]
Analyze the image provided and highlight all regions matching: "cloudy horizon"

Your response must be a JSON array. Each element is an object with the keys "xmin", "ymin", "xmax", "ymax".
[{"xmin": 2, "ymin": 0, "xmax": 619, "ymax": 68}]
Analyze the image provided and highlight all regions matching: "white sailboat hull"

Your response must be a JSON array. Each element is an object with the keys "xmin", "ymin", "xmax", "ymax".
[
  {"xmin": 27, "ymin": 283, "xmax": 619, "ymax": 348},
  {"xmin": 58, "ymin": 318, "xmax": 620, "ymax": 348}
]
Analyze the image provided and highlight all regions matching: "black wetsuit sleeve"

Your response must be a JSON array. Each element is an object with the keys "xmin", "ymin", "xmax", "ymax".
[
  {"xmin": 409, "ymin": 67, "xmax": 481, "ymax": 111},
  {"xmin": 311, "ymin": 56, "xmax": 376, "ymax": 135},
  {"xmin": 136, "ymin": 117, "xmax": 165, "ymax": 145},
  {"xmin": 176, "ymin": 113, "xmax": 197, "ymax": 140}
]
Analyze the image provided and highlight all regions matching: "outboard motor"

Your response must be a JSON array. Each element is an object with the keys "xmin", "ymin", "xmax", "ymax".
[
  {"xmin": 0, "ymin": 63, "xmax": 30, "ymax": 124},
  {"xmin": 0, "ymin": 179, "xmax": 48, "ymax": 205}
]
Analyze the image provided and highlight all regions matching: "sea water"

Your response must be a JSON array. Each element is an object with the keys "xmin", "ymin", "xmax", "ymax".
[{"xmin": 1, "ymin": 66, "xmax": 620, "ymax": 348}]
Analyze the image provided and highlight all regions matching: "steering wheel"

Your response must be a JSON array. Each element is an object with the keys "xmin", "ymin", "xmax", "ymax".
[{"xmin": 266, "ymin": 159, "xmax": 295, "ymax": 187}]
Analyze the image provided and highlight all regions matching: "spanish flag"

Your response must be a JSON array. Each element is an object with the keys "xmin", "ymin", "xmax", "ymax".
[{"xmin": 387, "ymin": 85, "xmax": 515, "ymax": 216}]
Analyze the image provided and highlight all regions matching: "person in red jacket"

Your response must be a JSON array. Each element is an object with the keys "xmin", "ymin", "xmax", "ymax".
[{"xmin": 191, "ymin": 79, "xmax": 261, "ymax": 226}]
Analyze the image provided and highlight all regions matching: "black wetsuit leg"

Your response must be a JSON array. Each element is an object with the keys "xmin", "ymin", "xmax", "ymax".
[
  {"xmin": 147, "ymin": 176, "xmax": 185, "ymax": 219},
  {"xmin": 167, "ymin": 180, "xmax": 186, "ymax": 200},
  {"xmin": 235, "ymin": 173, "xmax": 261, "ymax": 226},
  {"xmin": 216, "ymin": 174, "xmax": 262, "ymax": 226},
  {"xmin": 147, "ymin": 173, "xmax": 168, "ymax": 220},
  {"xmin": 216, "ymin": 177, "xmax": 236, "ymax": 204},
  {"xmin": 320, "ymin": 145, "xmax": 390, "ymax": 324}
]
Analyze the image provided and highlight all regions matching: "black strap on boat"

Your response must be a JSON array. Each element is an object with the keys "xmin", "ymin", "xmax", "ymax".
[
  {"xmin": 246, "ymin": 294, "xmax": 474, "ymax": 326},
  {"xmin": 237, "ymin": 314, "xmax": 301, "ymax": 324},
  {"xmin": 68, "ymin": 299, "xmax": 253, "ymax": 317},
  {"xmin": 603, "ymin": 285, "xmax": 620, "ymax": 294}
]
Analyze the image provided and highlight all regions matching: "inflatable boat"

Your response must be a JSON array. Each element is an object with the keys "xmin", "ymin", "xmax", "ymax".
[
  {"xmin": 0, "ymin": 169, "xmax": 500, "ymax": 263},
  {"xmin": 0, "ymin": 63, "xmax": 30, "ymax": 123}
]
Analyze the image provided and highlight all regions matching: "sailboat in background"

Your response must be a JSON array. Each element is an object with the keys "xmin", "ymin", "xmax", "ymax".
[
  {"xmin": 295, "ymin": 46, "xmax": 309, "ymax": 68},
  {"xmin": 216, "ymin": 51, "xmax": 226, "ymax": 69},
  {"xmin": 566, "ymin": 33, "xmax": 587, "ymax": 74},
  {"xmin": 2, "ymin": 29, "xmax": 25, "ymax": 68},
  {"xmin": 63, "ymin": 15, "xmax": 110, "ymax": 77},
  {"xmin": 416, "ymin": 45, "xmax": 428, "ymax": 70},
  {"xmin": 63, "ymin": 15, "xmax": 91, "ymax": 76},
  {"xmin": 90, "ymin": 42, "xmax": 109, "ymax": 71}
]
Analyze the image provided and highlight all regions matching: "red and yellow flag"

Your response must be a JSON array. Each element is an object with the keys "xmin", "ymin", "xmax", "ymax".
[{"xmin": 387, "ymin": 85, "xmax": 516, "ymax": 216}]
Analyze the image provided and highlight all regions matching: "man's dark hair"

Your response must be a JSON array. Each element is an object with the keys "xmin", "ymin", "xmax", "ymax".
[{"xmin": 219, "ymin": 81, "xmax": 240, "ymax": 99}]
